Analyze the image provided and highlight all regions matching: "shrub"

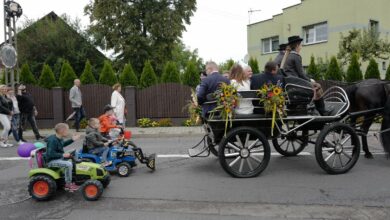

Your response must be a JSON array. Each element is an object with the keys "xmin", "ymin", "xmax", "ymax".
[
  {"xmin": 139, "ymin": 60, "xmax": 158, "ymax": 88},
  {"xmin": 161, "ymin": 61, "xmax": 180, "ymax": 83},
  {"xmin": 38, "ymin": 64, "xmax": 57, "ymax": 89},
  {"xmin": 19, "ymin": 63, "xmax": 37, "ymax": 85},
  {"xmin": 386, "ymin": 63, "xmax": 390, "ymax": 80},
  {"xmin": 345, "ymin": 53, "xmax": 363, "ymax": 82},
  {"xmin": 119, "ymin": 63, "xmax": 138, "ymax": 87},
  {"xmin": 58, "ymin": 60, "xmax": 78, "ymax": 89},
  {"xmin": 99, "ymin": 60, "xmax": 117, "ymax": 86},
  {"xmin": 307, "ymin": 55, "xmax": 320, "ymax": 80},
  {"xmin": 157, "ymin": 118, "xmax": 173, "ymax": 127},
  {"xmin": 182, "ymin": 60, "xmax": 200, "ymax": 88},
  {"xmin": 137, "ymin": 118, "xmax": 154, "ymax": 128},
  {"xmin": 182, "ymin": 119, "xmax": 197, "ymax": 127},
  {"xmin": 80, "ymin": 60, "xmax": 97, "ymax": 84},
  {"xmin": 365, "ymin": 58, "xmax": 381, "ymax": 79},
  {"xmin": 325, "ymin": 56, "xmax": 342, "ymax": 81},
  {"xmin": 248, "ymin": 57, "xmax": 260, "ymax": 74}
]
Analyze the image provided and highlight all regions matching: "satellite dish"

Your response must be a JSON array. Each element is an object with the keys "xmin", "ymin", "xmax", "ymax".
[{"xmin": 0, "ymin": 44, "xmax": 17, "ymax": 68}]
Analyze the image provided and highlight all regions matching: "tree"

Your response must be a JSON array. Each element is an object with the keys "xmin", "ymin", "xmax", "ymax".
[
  {"xmin": 365, "ymin": 58, "xmax": 381, "ymax": 79},
  {"xmin": 171, "ymin": 41, "xmax": 204, "ymax": 74},
  {"xmin": 58, "ymin": 60, "xmax": 78, "ymax": 89},
  {"xmin": 19, "ymin": 63, "xmax": 37, "ymax": 85},
  {"xmin": 182, "ymin": 60, "xmax": 199, "ymax": 87},
  {"xmin": 85, "ymin": 0, "xmax": 197, "ymax": 75},
  {"xmin": 345, "ymin": 53, "xmax": 363, "ymax": 82},
  {"xmin": 219, "ymin": 59, "xmax": 235, "ymax": 72},
  {"xmin": 248, "ymin": 57, "xmax": 260, "ymax": 74},
  {"xmin": 307, "ymin": 55, "xmax": 320, "ymax": 80},
  {"xmin": 99, "ymin": 60, "xmax": 117, "ymax": 86},
  {"xmin": 38, "ymin": 64, "xmax": 57, "ymax": 89},
  {"xmin": 161, "ymin": 61, "xmax": 180, "ymax": 83},
  {"xmin": 139, "ymin": 60, "xmax": 158, "ymax": 88},
  {"xmin": 17, "ymin": 12, "xmax": 106, "ymax": 79},
  {"xmin": 325, "ymin": 56, "xmax": 343, "ymax": 81},
  {"xmin": 338, "ymin": 28, "xmax": 390, "ymax": 66},
  {"xmin": 386, "ymin": 63, "xmax": 390, "ymax": 80},
  {"xmin": 80, "ymin": 60, "xmax": 97, "ymax": 84},
  {"xmin": 119, "ymin": 63, "xmax": 138, "ymax": 87}
]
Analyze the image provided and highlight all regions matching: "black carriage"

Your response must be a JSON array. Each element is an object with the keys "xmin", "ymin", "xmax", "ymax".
[{"xmin": 189, "ymin": 77, "xmax": 366, "ymax": 178}]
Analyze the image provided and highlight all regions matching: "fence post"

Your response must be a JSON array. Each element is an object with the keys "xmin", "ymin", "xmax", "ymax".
[
  {"xmin": 52, "ymin": 87, "xmax": 64, "ymax": 125},
  {"xmin": 124, "ymin": 86, "xmax": 137, "ymax": 127}
]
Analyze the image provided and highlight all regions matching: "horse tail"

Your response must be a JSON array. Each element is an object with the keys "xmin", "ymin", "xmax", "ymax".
[{"xmin": 381, "ymin": 95, "xmax": 390, "ymax": 155}]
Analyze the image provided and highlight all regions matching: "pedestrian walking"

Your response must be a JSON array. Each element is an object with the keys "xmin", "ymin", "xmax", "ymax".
[
  {"xmin": 0, "ymin": 85, "xmax": 13, "ymax": 147},
  {"xmin": 110, "ymin": 83, "xmax": 126, "ymax": 126},
  {"xmin": 69, "ymin": 79, "xmax": 85, "ymax": 132},
  {"xmin": 6, "ymin": 86, "xmax": 23, "ymax": 144},
  {"xmin": 16, "ymin": 84, "xmax": 45, "ymax": 141}
]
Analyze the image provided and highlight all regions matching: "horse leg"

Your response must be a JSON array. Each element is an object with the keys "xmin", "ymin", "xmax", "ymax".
[{"xmin": 361, "ymin": 116, "xmax": 374, "ymax": 159}]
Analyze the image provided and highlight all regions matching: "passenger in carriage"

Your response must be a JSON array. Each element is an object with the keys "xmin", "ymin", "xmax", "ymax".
[
  {"xmin": 197, "ymin": 61, "xmax": 230, "ymax": 116},
  {"xmin": 284, "ymin": 35, "xmax": 330, "ymax": 116},
  {"xmin": 244, "ymin": 66, "xmax": 253, "ymax": 79},
  {"xmin": 251, "ymin": 61, "xmax": 283, "ymax": 114},
  {"xmin": 273, "ymin": 43, "xmax": 287, "ymax": 68},
  {"xmin": 229, "ymin": 64, "xmax": 254, "ymax": 114}
]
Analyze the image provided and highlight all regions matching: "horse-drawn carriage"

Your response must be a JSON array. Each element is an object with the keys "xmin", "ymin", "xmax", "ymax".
[{"xmin": 189, "ymin": 76, "xmax": 385, "ymax": 178}]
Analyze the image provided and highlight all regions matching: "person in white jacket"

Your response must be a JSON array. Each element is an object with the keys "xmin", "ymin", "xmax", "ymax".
[
  {"xmin": 110, "ymin": 83, "xmax": 126, "ymax": 125},
  {"xmin": 230, "ymin": 64, "xmax": 254, "ymax": 115}
]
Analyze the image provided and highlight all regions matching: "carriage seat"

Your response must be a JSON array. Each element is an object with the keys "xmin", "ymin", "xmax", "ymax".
[{"xmin": 284, "ymin": 77, "xmax": 313, "ymax": 104}]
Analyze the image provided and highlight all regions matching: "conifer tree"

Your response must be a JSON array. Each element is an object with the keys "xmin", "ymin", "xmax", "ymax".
[
  {"xmin": 345, "ymin": 53, "xmax": 363, "ymax": 82},
  {"xmin": 161, "ymin": 61, "xmax": 180, "ymax": 83},
  {"xmin": 307, "ymin": 55, "xmax": 320, "ymax": 80},
  {"xmin": 99, "ymin": 60, "xmax": 117, "ymax": 86},
  {"xmin": 248, "ymin": 57, "xmax": 260, "ymax": 74},
  {"xmin": 365, "ymin": 58, "xmax": 381, "ymax": 79},
  {"xmin": 19, "ymin": 63, "xmax": 37, "ymax": 85},
  {"xmin": 58, "ymin": 60, "xmax": 78, "ymax": 89},
  {"xmin": 38, "ymin": 64, "xmax": 57, "ymax": 89},
  {"xmin": 80, "ymin": 60, "xmax": 97, "ymax": 84},
  {"xmin": 182, "ymin": 60, "xmax": 199, "ymax": 87},
  {"xmin": 119, "ymin": 63, "xmax": 138, "ymax": 87},
  {"xmin": 139, "ymin": 60, "xmax": 158, "ymax": 88},
  {"xmin": 325, "ymin": 56, "xmax": 343, "ymax": 81}
]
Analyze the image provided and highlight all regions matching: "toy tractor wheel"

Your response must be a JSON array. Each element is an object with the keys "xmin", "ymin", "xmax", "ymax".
[
  {"xmin": 81, "ymin": 180, "xmax": 104, "ymax": 201},
  {"xmin": 29, "ymin": 175, "xmax": 57, "ymax": 201},
  {"xmin": 117, "ymin": 162, "xmax": 131, "ymax": 177}
]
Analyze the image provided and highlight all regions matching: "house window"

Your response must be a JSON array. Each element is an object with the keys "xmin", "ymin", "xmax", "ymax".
[
  {"xmin": 262, "ymin": 36, "xmax": 279, "ymax": 54},
  {"xmin": 370, "ymin": 20, "xmax": 379, "ymax": 33},
  {"xmin": 303, "ymin": 22, "xmax": 328, "ymax": 44}
]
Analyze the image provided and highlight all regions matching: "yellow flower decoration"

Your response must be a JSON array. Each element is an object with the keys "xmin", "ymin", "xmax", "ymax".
[{"xmin": 273, "ymin": 87, "xmax": 282, "ymax": 95}]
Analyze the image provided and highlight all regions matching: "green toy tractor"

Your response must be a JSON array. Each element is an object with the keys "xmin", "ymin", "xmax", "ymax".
[{"xmin": 28, "ymin": 148, "xmax": 110, "ymax": 201}]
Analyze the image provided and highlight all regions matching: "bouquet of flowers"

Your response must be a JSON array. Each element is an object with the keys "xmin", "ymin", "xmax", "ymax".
[
  {"xmin": 210, "ymin": 83, "xmax": 239, "ymax": 136},
  {"xmin": 185, "ymin": 89, "xmax": 202, "ymax": 126},
  {"xmin": 257, "ymin": 81, "xmax": 286, "ymax": 136}
]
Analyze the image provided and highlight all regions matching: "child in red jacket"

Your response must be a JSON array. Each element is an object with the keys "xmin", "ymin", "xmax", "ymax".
[{"xmin": 99, "ymin": 105, "xmax": 120, "ymax": 136}]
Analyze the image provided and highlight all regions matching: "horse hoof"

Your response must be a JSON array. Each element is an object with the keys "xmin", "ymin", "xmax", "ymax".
[{"xmin": 365, "ymin": 153, "xmax": 374, "ymax": 159}]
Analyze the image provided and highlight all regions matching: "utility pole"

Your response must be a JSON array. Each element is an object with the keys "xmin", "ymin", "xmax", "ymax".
[
  {"xmin": 2, "ymin": 0, "xmax": 22, "ymax": 89},
  {"xmin": 248, "ymin": 9, "xmax": 261, "ymax": 24}
]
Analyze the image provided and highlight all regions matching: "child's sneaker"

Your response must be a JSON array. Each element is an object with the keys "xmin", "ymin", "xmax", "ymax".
[
  {"xmin": 5, "ymin": 143, "xmax": 13, "ymax": 147},
  {"xmin": 0, "ymin": 142, "xmax": 8, "ymax": 148},
  {"xmin": 64, "ymin": 183, "xmax": 79, "ymax": 192}
]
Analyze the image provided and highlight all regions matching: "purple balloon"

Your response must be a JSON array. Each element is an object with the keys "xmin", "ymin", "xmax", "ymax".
[{"xmin": 17, "ymin": 143, "xmax": 36, "ymax": 158}]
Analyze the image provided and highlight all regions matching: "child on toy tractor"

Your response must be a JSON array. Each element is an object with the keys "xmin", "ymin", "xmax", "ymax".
[
  {"xmin": 83, "ymin": 118, "xmax": 114, "ymax": 167},
  {"xmin": 44, "ymin": 123, "xmax": 80, "ymax": 192},
  {"xmin": 99, "ymin": 105, "xmax": 121, "ymax": 138}
]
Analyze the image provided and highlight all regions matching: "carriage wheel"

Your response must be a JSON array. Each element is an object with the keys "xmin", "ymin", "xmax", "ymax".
[
  {"xmin": 218, "ymin": 127, "xmax": 271, "ymax": 178},
  {"xmin": 315, "ymin": 123, "xmax": 360, "ymax": 174},
  {"xmin": 272, "ymin": 130, "xmax": 308, "ymax": 157}
]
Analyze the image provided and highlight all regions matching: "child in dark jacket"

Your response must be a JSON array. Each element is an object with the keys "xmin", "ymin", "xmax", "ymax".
[
  {"xmin": 84, "ymin": 118, "xmax": 111, "ymax": 166},
  {"xmin": 45, "ymin": 123, "xmax": 80, "ymax": 191}
]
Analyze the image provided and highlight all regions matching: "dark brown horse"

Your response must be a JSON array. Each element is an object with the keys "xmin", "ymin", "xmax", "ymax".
[{"xmin": 345, "ymin": 79, "xmax": 390, "ymax": 158}]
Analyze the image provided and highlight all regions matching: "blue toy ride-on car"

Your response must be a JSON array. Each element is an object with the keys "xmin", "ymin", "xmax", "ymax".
[{"xmin": 78, "ymin": 131, "xmax": 156, "ymax": 177}]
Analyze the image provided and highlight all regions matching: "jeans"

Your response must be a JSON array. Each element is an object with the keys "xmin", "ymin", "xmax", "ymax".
[
  {"xmin": 0, "ymin": 114, "xmax": 11, "ymax": 141},
  {"xmin": 89, "ymin": 146, "xmax": 109, "ymax": 163},
  {"xmin": 9, "ymin": 114, "xmax": 20, "ymax": 142},
  {"xmin": 73, "ymin": 106, "xmax": 85, "ymax": 130},
  {"xmin": 19, "ymin": 112, "xmax": 41, "ymax": 139},
  {"xmin": 47, "ymin": 159, "xmax": 73, "ymax": 184}
]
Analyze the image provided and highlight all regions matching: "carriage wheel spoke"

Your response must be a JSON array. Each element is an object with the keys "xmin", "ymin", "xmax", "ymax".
[
  {"xmin": 343, "ymin": 146, "xmax": 354, "ymax": 149},
  {"xmin": 229, "ymin": 156, "xmax": 241, "ymax": 167},
  {"xmin": 285, "ymin": 141, "xmax": 290, "ymax": 152},
  {"xmin": 338, "ymin": 130, "xmax": 344, "ymax": 144},
  {"xmin": 250, "ymin": 155, "xmax": 262, "ymax": 163},
  {"xmin": 325, "ymin": 138, "xmax": 335, "ymax": 147},
  {"xmin": 244, "ymin": 133, "xmax": 250, "ymax": 148},
  {"xmin": 225, "ymin": 152, "xmax": 240, "ymax": 158},
  {"xmin": 250, "ymin": 149, "xmax": 264, "ymax": 153},
  {"xmin": 246, "ymin": 158, "xmax": 254, "ymax": 170},
  {"xmin": 236, "ymin": 135, "xmax": 244, "ymax": 148},
  {"xmin": 322, "ymin": 147, "xmax": 334, "ymax": 152},
  {"xmin": 342, "ymin": 151, "xmax": 352, "ymax": 160},
  {"xmin": 324, "ymin": 151, "xmax": 335, "ymax": 162},
  {"xmin": 341, "ymin": 135, "xmax": 351, "ymax": 145},
  {"xmin": 227, "ymin": 142, "xmax": 241, "ymax": 152},
  {"xmin": 292, "ymin": 142, "xmax": 296, "ymax": 152},
  {"xmin": 279, "ymin": 139, "xmax": 287, "ymax": 146},
  {"xmin": 338, "ymin": 154, "xmax": 344, "ymax": 167},
  {"xmin": 332, "ymin": 154, "xmax": 337, "ymax": 168},
  {"xmin": 238, "ymin": 158, "xmax": 244, "ymax": 173},
  {"xmin": 248, "ymin": 139, "xmax": 260, "ymax": 150}
]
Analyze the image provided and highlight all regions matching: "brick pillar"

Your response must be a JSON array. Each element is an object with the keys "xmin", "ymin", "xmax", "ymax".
[
  {"xmin": 52, "ymin": 87, "xmax": 64, "ymax": 125},
  {"xmin": 124, "ymin": 86, "xmax": 137, "ymax": 127}
]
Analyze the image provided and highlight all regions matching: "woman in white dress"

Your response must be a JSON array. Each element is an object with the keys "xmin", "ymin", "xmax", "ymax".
[
  {"xmin": 229, "ymin": 64, "xmax": 254, "ymax": 114},
  {"xmin": 110, "ymin": 83, "xmax": 126, "ymax": 125}
]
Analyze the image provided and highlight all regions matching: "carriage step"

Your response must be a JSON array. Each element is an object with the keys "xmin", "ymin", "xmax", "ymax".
[{"xmin": 188, "ymin": 147, "xmax": 209, "ymax": 157}]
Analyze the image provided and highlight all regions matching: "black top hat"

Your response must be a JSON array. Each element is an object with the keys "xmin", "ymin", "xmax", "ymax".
[
  {"xmin": 103, "ymin": 104, "xmax": 115, "ymax": 113},
  {"xmin": 287, "ymin": 35, "xmax": 303, "ymax": 45},
  {"xmin": 278, "ymin": 43, "xmax": 287, "ymax": 51}
]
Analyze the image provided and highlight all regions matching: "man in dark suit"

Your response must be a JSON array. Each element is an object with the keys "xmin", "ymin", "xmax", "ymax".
[
  {"xmin": 251, "ymin": 61, "xmax": 283, "ymax": 114},
  {"xmin": 197, "ymin": 61, "xmax": 230, "ymax": 116}
]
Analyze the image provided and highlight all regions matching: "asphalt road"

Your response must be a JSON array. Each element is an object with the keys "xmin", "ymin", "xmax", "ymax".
[{"xmin": 0, "ymin": 135, "xmax": 389, "ymax": 219}]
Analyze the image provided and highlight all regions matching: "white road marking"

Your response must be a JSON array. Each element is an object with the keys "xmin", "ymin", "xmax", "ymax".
[{"xmin": 0, "ymin": 157, "xmax": 29, "ymax": 161}]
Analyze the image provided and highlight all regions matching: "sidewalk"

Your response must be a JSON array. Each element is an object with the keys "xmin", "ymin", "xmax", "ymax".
[{"xmin": 22, "ymin": 126, "xmax": 205, "ymax": 139}]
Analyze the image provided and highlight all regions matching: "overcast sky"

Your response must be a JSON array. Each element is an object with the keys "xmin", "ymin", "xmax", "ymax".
[{"xmin": 0, "ymin": 0, "xmax": 301, "ymax": 63}]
